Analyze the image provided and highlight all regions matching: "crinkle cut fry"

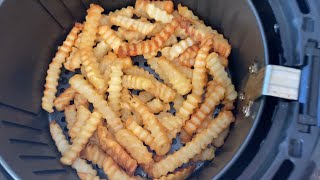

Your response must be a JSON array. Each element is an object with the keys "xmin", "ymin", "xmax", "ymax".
[
  {"xmin": 110, "ymin": 15, "xmax": 155, "ymax": 35},
  {"xmin": 151, "ymin": 111, "xmax": 235, "ymax": 178},
  {"xmin": 191, "ymin": 146, "xmax": 215, "ymax": 162},
  {"xmin": 97, "ymin": 124, "xmax": 138, "ymax": 175},
  {"xmin": 77, "ymin": 172, "xmax": 100, "ymax": 180},
  {"xmin": 81, "ymin": 143, "xmax": 107, "ymax": 169},
  {"xmin": 69, "ymin": 105, "xmax": 91, "ymax": 140},
  {"xmin": 156, "ymin": 165, "xmax": 195, "ymax": 180},
  {"xmin": 41, "ymin": 23, "xmax": 81, "ymax": 113},
  {"xmin": 49, "ymin": 121, "xmax": 97, "ymax": 177},
  {"xmin": 115, "ymin": 129, "xmax": 153, "ymax": 167},
  {"xmin": 79, "ymin": 4, "xmax": 104, "ymax": 50},
  {"xmin": 81, "ymin": 49, "xmax": 106, "ymax": 93},
  {"xmin": 161, "ymin": 37, "xmax": 195, "ymax": 61},
  {"xmin": 102, "ymin": 156, "xmax": 139, "ymax": 180},
  {"xmin": 69, "ymin": 75, "xmax": 123, "ymax": 133},
  {"xmin": 123, "ymin": 66, "xmax": 176, "ymax": 102},
  {"xmin": 191, "ymin": 39, "xmax": 212, "ymax": 97},
  {"xmin": 135, "ymin": 0, "xmax": 174, "ymax": 18},
  {"xmin": 54, "ymin": 87, "xmax": 77, "ymax": 111},
  {"xmin": 65, "ymin": 104, "xmax": 77, "ymax": 130},
  {"xmin": 174, "ymin": 43, "xmax": 199, "ymax": 67},
  {"xmin": 122, "ymin": 75, "xmax": 154, "ymax": 90},
  {"xmin": 98, "ymin": 25, "xmax": 123, "ymax": 52},
  {"xmin": 184, "ymin": 83, "xmax": 225, "ymax": 136},
  {"xmin": 146, "ymin": 3, "xmax": 173, "ymax": 23},
  {"xmin": 129, "ymin": 96, "xmax": 170, "ymax": 156},
  {"xmin": 107, "ymin": 64, "xmax": 123, "ymax": 116},
  {"xmin": 117, "ymin": 18, "xmax": 180, "ymax": 57},
  {"xmin": 206, "ymin": 52, "xmax": 237, "ymax": 101},
  {"xmin": 60, "ymin": 111, "xmax": 102, "ymax": 165}
]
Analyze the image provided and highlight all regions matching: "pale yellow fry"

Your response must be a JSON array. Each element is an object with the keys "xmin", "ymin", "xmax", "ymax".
[
  {"xmin": 192, "ymin": 39, "xmax": 212, "ymax": 96},
  {"xmin": 176, "ymin": 93, "xmax": 202, "ymax": 125},
  {"xmin": 42, "ymin": 23, "xmax": 81, "ymax": 113},
  {"xmin": 115, "ymin": 129, "xmax": 153, "ymax": 167},
  {"xmin": 122, "ymin": 75, "xmax": 153, "ymax": 91},
  {"xmin": 192, "ymin": 146, "xmax": 215, "ymax": 162},
  {"xmin": 79, "ymin": 4, "xmax": 104, "ymax": 50},
  {"xmin": 146, "ymin": 98, "xmax": 164, "ymax": 114},
  {"xmin": 65, "ymin": 105, "xmax": 77, "ymax": 130},
  {"xmin": 108, "ymin": 64, "xmax": 123, "ymax": 116},
  {"xmin": 172, "ymin": 61, "xmax": 193, "ymax": 79},
  {"xmin": 110, "ymin": 15, "xmax": 155, "ymax": 35},
  {"xmin": 184, "ymin": 84, "xmax": 225, "ymax": 136},
  {"xmin": 81, "ymin": 49, "xmax": 106, "ymax": 93},
  {"xmin": 69, "ymin": 105, "xmax": 91, "ymax": 140},
  {"xmin": 49, "ymin": 121, "xmax": 97, "ymax": 176},
  {"xmin": 206, "ymin": 52, "xmax": 237, "ymax": 101},
  {"xmin": 129, "ymin": 96, "xmax": 170, "ymax": 156},
  {"xmin": 146, "ymin": 3, "xmax": 173, "ymax": 23},
  {"xmin": 137, "ymin": 91, "xmax": 154, "ymax": 103},
  {"xmin": 74, "ymin": 93, "xmax": 89, "ymax": 109},
  {"xmin": 156, "ymin": 165, "xmax": 195, "ymax": 180},
  {"xmin": 152, "ymin": 111, "xmax": 235, "ymax": 178},
  {"xmin": 54, "ymin": 87, "xmax": 77, "ymax": 111},
  {"xmin": 102, "ymin": 156, "xmax": 139, "ymax": 180},
  {"xmin": 161, "ymin": 37, "xmax": 195, "ymax": 60},
  {"xmin": 117, "ymin": 27, "xmax": 146, "ymax": 44},
  {"xmin": 69, "ymin": 75, "xmax": 123, "ymax": 134},
  {"xmin": 123, "ymin": 66, "xmax": 176, "ymax": 102},
  {"xmin": 212, "ymin": 128, "xmax": 230, "ymax": 148},
  {"xmin": 147, "ymin": 58, "xmax": 171, "ymax": 85},
  {"xmin": 93, "ymin": 41, "xmax": 111, "ymax": 60},
  {"xmin": 61, "ymin": 111, "xmax": 102, "ymax": 165},
  {"xmin": 157, "ymin": 57, "xmax": 192, "ymax": 95},
  {"xmin": 98, "ymin": 25, "xmax": 123, "ymax": 52},
  {"xmin": 125, "ymin": 118, "xmax": 155, "ymax": 151}
]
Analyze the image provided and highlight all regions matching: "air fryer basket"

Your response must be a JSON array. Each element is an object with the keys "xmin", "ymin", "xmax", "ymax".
[{"xmin": 0, "ymin": 0, "xmax": 269, "ymax": 179}]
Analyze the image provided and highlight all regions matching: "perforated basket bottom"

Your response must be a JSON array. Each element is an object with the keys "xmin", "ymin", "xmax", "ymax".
[{"xmin": 49, "ymin": 56, "xmax": 223, "ymax": 179}]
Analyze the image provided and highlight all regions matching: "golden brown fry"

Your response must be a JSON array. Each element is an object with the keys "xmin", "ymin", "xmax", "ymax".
[
  {"xmin": 163, "ymin": 35, "xmax": 178, "ymax": 47},
  {"xmin": 183, "ymin": 84, "xmax": 225, "ymax": 136},
  {"xmin": 151, "ymin": 111, "xmax": 235, "ymax": 178},
  {"xmin": 123, "ymin": 66, "xmax": 176, "ymax": 102},
  {"xmin": 61, "ymin": 111, "xmax": 102, "ymax": 165},
  {"xmin": 74, "ymin": 93, "xmax": 89, "ymax": 109},
  {"xmin": 157, "ymin": 57, "xmax": 192, "ymax": 95},
  {"xmin": 117, "ymin": 18, "xmax": 180, "ymax": 57},
  {"xmin": 212, "ymin": 128, "xmax": 230, "ymax": 148},
  {"xmin": 135, "ymin": 0, "xmax": 174, "ymax": 18},
  {"xmin": 69, "ymin": 105, "xmax": 91, "ymax": 140},
  {"xmin": 110, "ymin": 15, "xmax": 155, "ymax": 35},
  {"xmin": 179, "ymin": 129, "xmax": 192, "ymax": 144},
  {"xmin": 161, "ymin": 37, "xmax": 195, "ymax": 60},
  {"xmin": 115, "ymin": 129, "xmax": 153, "ymax": 166},
  {"xmin": 156, "ymin": 165, "xmax": 195, "ymax": 180},
  {"xmin": 65, "ymin": 104, "xmax": 77, "ymax": 130},
  {"xmin": 108, "ymin": 64, "xmax": 123, "ymax": 116},
  {"xmin": 54, "ymin": 87, "xmax": 77, "ymax": 111},
  {"xmin": 81, "ymin": 143, "xmax": 107, "ymax": 168},
  {"xmin": 42, "ymin": 23, "xmax": 81, "ymax": 113},
  {"xmin": 98, "ymin": 25, "xmax": 124, "ymax": 52},
  {"xmin": 97, "ymin": 125, "xmax": 138, "ymax": 175},
  {"xmin": 49, "ymin": 121, "xmax": 97, "ymax": 177},
  {"xmin": 146, "ymin": 3, "xmax": 173, "ymax": 23},
  {"xmin": 117, "ymin": 27, "xmax": 146, "ymax": 44},
  {"xmin": 122, "ymin": 75, "xmax": 154, "ymax": 90},
  {"xmin": 206, "ymin": 52, "xmax": 237, "ymax": 101},
  {"xmin": 125, "ymin": 118, "xmax": 155, "ymax": 150},
  {"xmin": 177, "ymin": 4, "xmax": 200, "ymax": 22},
  {"xmin": 64, "ymin": 47, "xmax": 82, "ymax": 71},
  {"xmin": 191, "ymin": 39, "xmax": 212, "ymax": 97},
  {"xmin": 192, "ymin": 146, "xmax": 215, "ymax": 162},
  {"xmin": 69, "ymin": 75, "xmax": 123, "ymax": 133},
  {"xmin": 176, "ymin": 93, "xmax": 202, "ymax": 124},
  {"xmin": 102, "ymin": 156, "xmax": 139, "ymax": 180},
  {"xmin": 137, "ymin": 91, "xmax": 154, "ymax": 103},
  {"xmin": 146, "ymin": 98, "xmax": 164, "ymax": 114},
  {"xmin": 129, "ymin": 96, "xmax": 170, "ymax": 156},
  {"xmin": 81, "ymin": 49, "xmax": 106, "ymax": 92},
  {"xmin": 158, "ymin": 115, "xmax": 182, "ymax": 141},
  {"xmin": 221, "ymin": 100, "xmax": 235, "ymax": 111},
  {"xmin": 174, "ymin": 44, "xmax": 199, "ymax": 67},
  {"xmin": 196, "ymin": 117, "xmax": 211, "ymax": 133},
  {"xmin": 79, "ymin": 4, "xmax": 104, "ymax": 50}
]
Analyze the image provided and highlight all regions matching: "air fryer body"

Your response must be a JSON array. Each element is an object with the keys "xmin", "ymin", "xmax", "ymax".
[{"xmin": 0, "ymin": 0, "xmax": 319, "ymax": 180}]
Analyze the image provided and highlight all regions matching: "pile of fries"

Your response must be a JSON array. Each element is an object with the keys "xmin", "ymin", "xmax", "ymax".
[{"xmin": 42, "ymin": 1, "xmax": 237, "ymax": 179}]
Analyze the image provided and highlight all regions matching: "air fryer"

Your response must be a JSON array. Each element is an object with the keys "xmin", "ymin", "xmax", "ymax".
[{"xmin": 0, "ymin": 0, "xmax": 319, "ymax": 180}]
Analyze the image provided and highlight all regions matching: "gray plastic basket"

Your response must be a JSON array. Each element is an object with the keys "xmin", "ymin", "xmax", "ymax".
[{"xmin": 0, "ymin": 0, "xmax": 268, "ymax": 179}]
